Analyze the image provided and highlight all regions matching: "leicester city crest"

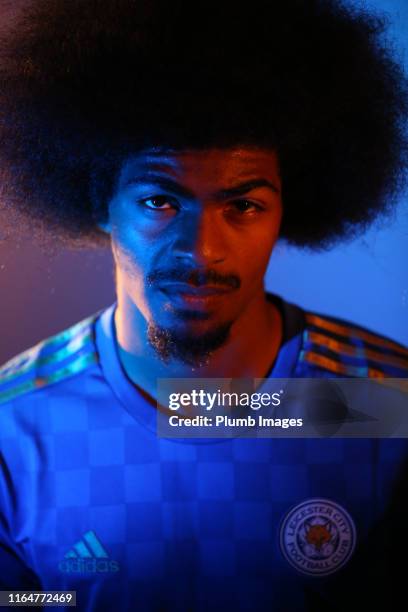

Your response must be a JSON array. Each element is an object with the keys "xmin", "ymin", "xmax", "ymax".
[{"xmin": 279, "ymin": 498, "xmax": 356, "ymax": 576}]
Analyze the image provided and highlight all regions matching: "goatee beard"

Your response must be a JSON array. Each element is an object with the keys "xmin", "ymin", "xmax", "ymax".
[{"xmin": 147, "ymin": 321, "xmax": 232, "ymax": 367}]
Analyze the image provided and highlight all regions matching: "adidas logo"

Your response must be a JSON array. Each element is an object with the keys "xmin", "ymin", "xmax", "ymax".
[{"xmin": 58, "ymin": 530, "xmax": 119, "ymax": 574}]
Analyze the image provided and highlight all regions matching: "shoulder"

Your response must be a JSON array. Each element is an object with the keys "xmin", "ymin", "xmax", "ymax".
[
  {"xmin": 0, "ymin": 311, "xmax": 101, "ymax": 405},
  {"xmin": 298, "ymin": 309, "xmax": 408, "ymax": 378}
]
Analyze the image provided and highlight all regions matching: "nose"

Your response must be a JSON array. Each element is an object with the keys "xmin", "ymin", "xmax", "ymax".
[{"xmin": 170, "ymin": 208, "xmax": 226, "ymax": 266}]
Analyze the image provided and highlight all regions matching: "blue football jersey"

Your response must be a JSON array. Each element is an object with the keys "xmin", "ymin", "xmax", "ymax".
[{"xmin": 0, "ymin": 294, "xmax": 407, "ymax": 611}]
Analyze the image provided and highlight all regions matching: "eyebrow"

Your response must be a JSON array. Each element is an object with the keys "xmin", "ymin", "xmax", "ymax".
[
  {"xmin": 125, "ymin": 175, "xmax": 280, "ymax": 199},
  {"xmin": 217, "ymin": 179, "xmax": 280, "ymax": 197}
]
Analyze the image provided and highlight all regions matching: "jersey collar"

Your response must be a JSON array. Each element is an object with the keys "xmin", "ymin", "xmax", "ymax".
[{"xmin": 94, "ymin": 294, "xmax": 304, "ymax": 428}]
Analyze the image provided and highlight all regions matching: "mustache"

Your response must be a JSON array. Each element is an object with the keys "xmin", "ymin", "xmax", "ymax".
[{"xmin": 147, "ymin": 268, "xmax": 241, "ymax": 290}]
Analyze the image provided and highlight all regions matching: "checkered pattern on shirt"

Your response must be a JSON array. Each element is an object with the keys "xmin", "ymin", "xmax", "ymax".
[{"xmin": 2, "ymin": 372, "xmax": 407, "ymax": 612}]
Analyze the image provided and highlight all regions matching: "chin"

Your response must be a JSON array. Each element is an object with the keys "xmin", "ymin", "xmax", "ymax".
[{"xmin": 146, "ymin": 318, "xmax": 233, "ymax": 366}]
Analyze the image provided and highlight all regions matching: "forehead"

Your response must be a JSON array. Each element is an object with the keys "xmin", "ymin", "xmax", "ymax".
[{"xmin": 119, "ymin": 147, "xmax": 280, "ymax": 187}]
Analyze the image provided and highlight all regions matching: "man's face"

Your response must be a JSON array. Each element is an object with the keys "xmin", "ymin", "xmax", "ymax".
[{"xmin": 107, "ymin": 147, "xmax": 282, "ymax": 364}]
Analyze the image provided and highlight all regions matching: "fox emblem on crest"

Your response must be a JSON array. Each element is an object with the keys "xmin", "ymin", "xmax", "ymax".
[{"xmin": 298, "ymin": 517, "xmax": 340, "ymax": 558}]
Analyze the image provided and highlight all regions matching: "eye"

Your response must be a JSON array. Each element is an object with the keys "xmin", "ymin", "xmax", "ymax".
[
  {"xmin": 230, "ymin": 199, "xmax": 262, "ymax": 214},
  {"xmin": 139, "ymin": 195, "xmax": 178, "ymax": 210}
]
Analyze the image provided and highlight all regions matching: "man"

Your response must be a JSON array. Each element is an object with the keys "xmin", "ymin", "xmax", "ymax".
[{"xmin": 0, "ymin": 1, "xmax": 407, "ymax": 610}]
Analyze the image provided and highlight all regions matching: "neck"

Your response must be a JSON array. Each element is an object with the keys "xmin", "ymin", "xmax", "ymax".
[{"xmin": 114, "ymin": 286, "xmax": 283, "ymax": 400}]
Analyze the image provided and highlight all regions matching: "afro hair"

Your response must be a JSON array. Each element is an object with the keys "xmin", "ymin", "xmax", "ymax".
[{"xmin": 0, "ymin": 0, "xmax": 407, "ymax": 248}]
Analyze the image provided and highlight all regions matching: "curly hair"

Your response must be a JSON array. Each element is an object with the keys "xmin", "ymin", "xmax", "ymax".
[{"xmin": 0, "ymin": 0, "xmax": 407, "ymax": 249}]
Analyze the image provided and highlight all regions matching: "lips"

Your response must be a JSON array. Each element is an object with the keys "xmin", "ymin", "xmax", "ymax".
[
  {"xmin": 159, "ymin": 282, "xmax": 235, "ymax": 307},
  {"xmin": 159, "ymin": 282, "xmax": 234, "ymax": 297}
]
